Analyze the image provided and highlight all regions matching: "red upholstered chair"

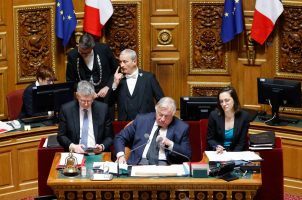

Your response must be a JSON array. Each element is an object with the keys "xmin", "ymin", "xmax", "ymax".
[
  {"xmin": 199, "ymin": 119, "xmax": 208, "ymax": 155},
  {"xmin": 187, "ymin": 121, "xmax": 202, "ymax": 162},
  {"xmin": 6, "ymin": 89, "xmax": 24, "ymax": 120},
  {"xmin": 254, "ymin": 137, "xmax": 284, "ymax": 200}
]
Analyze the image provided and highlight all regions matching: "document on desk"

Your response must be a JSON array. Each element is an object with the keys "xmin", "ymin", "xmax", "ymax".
[
  {"xmin": 131, "ymin": 163, "xmax": 190, "ymax": 177},
  {"xmin": 205, "ymin": 151, "xmax": 263, "ymax": 162}
]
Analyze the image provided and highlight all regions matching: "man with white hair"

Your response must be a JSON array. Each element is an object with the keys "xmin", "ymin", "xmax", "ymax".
[
  {"xmin": 57, "ymin": 80, "xmax": 113, "ymax": 153},
  {"xmin": 114, "ymin": 97, "xmax": 191, "ymax": 165}
]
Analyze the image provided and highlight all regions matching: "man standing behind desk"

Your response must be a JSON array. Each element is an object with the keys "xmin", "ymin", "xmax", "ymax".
[
  {"xmin": 115, "ymin": 97, "xmax": 191, "ymax": 165},
  {"xmin": 112, "ymin": 49, "xmax": 164, "ymax": 121},
  {"xmin": 57, "ymin": 80, "xmax": 113, "ymax": 153}
]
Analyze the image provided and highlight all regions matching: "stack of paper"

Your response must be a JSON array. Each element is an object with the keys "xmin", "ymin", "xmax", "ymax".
[
  {"xmin": 205, "ymin": 151, "xmax": 263, "ymax": 162},
  {"xmin": 130, "ymin": 163, "xmax": 190, "ymax": 177}
]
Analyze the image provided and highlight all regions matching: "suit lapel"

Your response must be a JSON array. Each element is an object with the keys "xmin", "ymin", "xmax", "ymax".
[
  {"xmin": 73, "ymin": 103, "xmax": 80, "ymax": 141},
  {"xmin": 91, "ymin": 103, "xmax": 98, "ymax": 140},
  {"xmin": 131, "ymin": 70, "xmax": 145, "ymax": 109}
]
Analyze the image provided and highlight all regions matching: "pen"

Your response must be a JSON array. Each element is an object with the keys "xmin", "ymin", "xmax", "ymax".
[{"xmin": 242, "ymin": 170, "xmax": 247, "ymax": 177}]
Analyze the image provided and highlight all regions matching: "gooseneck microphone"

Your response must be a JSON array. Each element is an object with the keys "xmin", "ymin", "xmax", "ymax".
[
  {"xmin": 156, "ymin": 136, "xmax": 192, "ymax": 177},
  {"xmin": 116, "ymin": 133, "xmax": 150, "ymax": 177}
]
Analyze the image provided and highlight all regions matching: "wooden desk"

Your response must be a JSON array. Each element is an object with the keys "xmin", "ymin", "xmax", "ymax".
[
  {"xmin": 0, "ymin": 125, "xmax": 57, "ymax": 200},
  {"xmin": 48, "ymin": 153, "xmax": 261, "ymax": 200},
  {"xmin": 250, "ymin": 121, "xmax": 302, "ymax": 195}
]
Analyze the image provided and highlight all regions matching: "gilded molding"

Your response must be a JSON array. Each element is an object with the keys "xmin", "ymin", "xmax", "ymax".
[
  {"xmin": 0, "ymin": 32, "xmax": 7, "ymax": 61},
  {"xmin": 188, "ymin": 81, "xmax": 230, "ymax": 96},
  {"xmin": 189, "ymin": 1, "xmax": 229, "ymax": 75},
  {"xmin": 13, "ymin": 3, "xmax": 56, "ymax": 83}
]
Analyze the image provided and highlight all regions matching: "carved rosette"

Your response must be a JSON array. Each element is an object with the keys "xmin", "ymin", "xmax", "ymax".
[
  {"xmin": 14, "ymin": 4, "xmax": 56, "ymax": 83},
  {"xmin": 158, "ymin": 29, "xmax": 173, "ymax": 45},
  {"xmin": 189, "ymin": 82, "xmax": 230, "ymax": 96},
  {"xmin": 277, "ymin": 6, "xmax": 302, "ymax": 78},
  {"xmin": 105, "ymin": 2, "xmax": 142, "ymax": 66},
  {"xmin": 189, "ymin": 2, "xmax": 228, "ymax": 74}
]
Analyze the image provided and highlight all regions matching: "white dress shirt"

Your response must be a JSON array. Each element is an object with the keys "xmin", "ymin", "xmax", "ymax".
[{"xmin": 126, "ymin": 68, "xmax": 139, "ymax": 95}]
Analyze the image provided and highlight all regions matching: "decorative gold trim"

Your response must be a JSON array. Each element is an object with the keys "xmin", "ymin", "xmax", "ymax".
[
  {"xmin": 14, "ymin": 3, "xmax": 56, "ymax": 83},
  {"xmin": 188, "ymin": 81, "xmax": 230, "ymax": 96},
  {"xmin": 158, "ymin": 29, "xmax": 173, "ymax": 45},
  {"xmin": 189, "ymin": 1, "xmax": 229, "ymax": 75}
]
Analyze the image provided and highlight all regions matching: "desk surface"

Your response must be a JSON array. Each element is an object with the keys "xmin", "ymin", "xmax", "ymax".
[{"xmin": 48, "ymin": 153, "xmax": 261, "ymax": 200}]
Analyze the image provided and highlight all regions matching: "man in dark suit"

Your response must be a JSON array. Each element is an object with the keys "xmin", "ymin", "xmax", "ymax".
[
  {"xmin": 114, "ymin": 97, "xmax": 191, "ymax": 165},
  {"xmin": 112, "ymin": 49, "xmax": 164, "ymax": 121},
  {"xmin": 57, "ymin": 80, "xmax": 113, "ymax": 153},
  {"xmin": 66, "ymin": 33, "xmax": 118, "ymax": 104},
  {"xmin": 20, "ymin": 65, "xmax": 55, "ymax": 118}
]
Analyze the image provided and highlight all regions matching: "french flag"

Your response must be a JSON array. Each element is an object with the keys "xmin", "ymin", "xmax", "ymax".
[
  {"xmin": 84, "ymin": 0, "xmax": 113, "ymax": 37},
  {"xmin": 251, "ymin": 0, "xmax": 284, "ymax": 45}
]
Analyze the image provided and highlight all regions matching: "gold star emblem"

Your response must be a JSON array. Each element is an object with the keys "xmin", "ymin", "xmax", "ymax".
[
  {"xmin": 235, "ymin": 0, "xmax": 240, "ymax": 3},
  {"xmin": 57, "ymin": 2, "xmax": 60, "ymax": 7},
  {"xmin": 60, "ymin": 10, "xmax": 63, "ymax": 15},
  {"xmin": 224, "ymin": 12, "xmax": 229, "ymax": 17},
  {"xmin": 67, "ymin": 15, "xmax": 72, "ymax": 20}
]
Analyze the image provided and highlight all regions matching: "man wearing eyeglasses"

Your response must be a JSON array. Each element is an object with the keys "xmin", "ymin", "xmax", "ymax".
[
  {"xmin": 57, "ymin": 80, "xmax": 113, "ymax": 154},
  {"xmin": 66, "ymin": 33, "xmax": 118, "ymax": 119},
  {"xmin": 115, "ymin": 97, "xmax": 191, "ymax": 165}
]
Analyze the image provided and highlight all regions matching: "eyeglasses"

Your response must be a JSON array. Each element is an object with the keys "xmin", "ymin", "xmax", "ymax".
[{"xmin": 78, "ymin": 99, "xmax": 93, "ymax": 104}]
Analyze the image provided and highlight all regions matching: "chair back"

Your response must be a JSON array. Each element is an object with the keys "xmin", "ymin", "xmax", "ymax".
[{"xmin": 6, "ymin": 89, "xmax": 24, "ymax": 120}]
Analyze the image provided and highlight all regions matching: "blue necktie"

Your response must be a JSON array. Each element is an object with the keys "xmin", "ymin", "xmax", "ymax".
[
  {"xmin": 81, "ymin": 109, "xmax": 89, "ymax": 148},
  {"xmin": 147, "ymin": 126, "xmax": 161, "ymax": 165}
]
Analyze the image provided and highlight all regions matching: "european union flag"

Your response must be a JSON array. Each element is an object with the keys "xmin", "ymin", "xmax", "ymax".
[
  {"xmin": 221, "ymin": 0, "xmax": 244, "ymax": 43},
  {"xmin": 55, "ymin": 0, "xmax": 77, "ymax": 46}
]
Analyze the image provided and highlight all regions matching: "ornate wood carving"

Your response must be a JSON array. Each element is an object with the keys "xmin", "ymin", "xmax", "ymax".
[
  {"xmin": 278, "ymin": 6, "xmax": 302, "ymax": 78},
  {"xmin": 189, "ymin": 82, "xmax": 230, "ymax": 96},
  {"xmin": 14, "ymin": 4, "xmax": 56, "ymax": 83},
  {"xmin": 189, "ymin": 2, "xmax": 228, "ymax": 74},
  {"xmin": 105, "ymin": 2, "xmax": 142, "ymax": 65}
]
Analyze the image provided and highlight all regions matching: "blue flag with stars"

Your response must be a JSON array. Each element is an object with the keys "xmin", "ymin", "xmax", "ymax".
[
  {"xmin": 221, "ymin": 0, "xmax": 244, "ymax": 43},
  {"xmin": 55, "ymin": 0, "xmax": 77, "ymax": 46}
]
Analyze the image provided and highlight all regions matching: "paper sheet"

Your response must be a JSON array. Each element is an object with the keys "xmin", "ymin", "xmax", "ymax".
[
  {"xmin": 130, "ymin": 163, "xmax": 190, "ymax": 177},
  {"xmin": 205, "ymin": 151, "xmax": 262, "ymax": 162}
]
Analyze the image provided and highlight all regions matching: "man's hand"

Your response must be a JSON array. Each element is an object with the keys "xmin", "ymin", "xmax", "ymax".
[
  {"xmin": 94, "ymin": 144, "xmax": 104, "ymax": 154},
  {"xmin": 161, "ymin": 137, "xmax": 173, "ymax": 148},
  {"xmin": 70, "ymin": 143, "xmax": 86, "ymax": 154},
  {"xmin": 113, "ymin": 66, "xmax": 124, "ymax": 87},
  {"xmin": 97, "ymin": 86, "xmax": 109, "ymax": 98},
  {"xmin": 116, "ymin": 155, "xmax": 127, "ymax": 164},
  {"xmin": 215, "ymin": 145, "xmax": 225, "ymax": 154}
]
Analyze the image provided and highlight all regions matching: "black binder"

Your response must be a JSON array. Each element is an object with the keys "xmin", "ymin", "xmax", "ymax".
[{"xmin": 47, "ymin": 135, "xmax": 61, "ymax": 148}]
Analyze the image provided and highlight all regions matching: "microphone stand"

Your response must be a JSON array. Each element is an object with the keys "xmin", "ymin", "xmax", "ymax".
[
  {"xmin": 159, "ymin": 142, "xmax": 191, "ymax": 177},
  {"xmin": 116, "ymin": 134, "xmax": 150, "ymax": 177}
]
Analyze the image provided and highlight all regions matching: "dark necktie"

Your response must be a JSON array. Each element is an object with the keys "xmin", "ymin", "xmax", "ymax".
[
  {"xmin": 147, "ymin": 126, "xmax": 161, "ymax": 165},
  {"xmin": 81, "ymin": 109, "xmax": 89, "ymax": 148}
]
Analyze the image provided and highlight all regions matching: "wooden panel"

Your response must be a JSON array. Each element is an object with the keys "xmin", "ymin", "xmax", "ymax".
[
  {"xmin": 152, "ymin": 59, "xmax": 178, "ymax": 103},
  {"xmin": 151, "ymin": 22, "xmax": 179, "ymax": 51},
  {"xmin": 0, "ymin": 151, "xmax": 13, "ymax": 188},
  {"xmin": 0, "ymin": 67, "xmax": 7, "ymax": 119},
  {"xmin": 17, "ymin": 144, "xmax": 38, "ymax": 184},
  {"xmin": 151, "ymin": 0, "xmax": 178, "ymax": 16},
  {"xmin": 0, "ymin": 0, "xmax": 6, "ymax": 25},
  {"xmin": 0, "ymin": 32, "xmax": 7, "ymax": 61}
]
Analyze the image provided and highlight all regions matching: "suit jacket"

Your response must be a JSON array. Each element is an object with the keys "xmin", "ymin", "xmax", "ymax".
[
  {"xmin": 66, "ymin": 43, "xmax": 118, "ymax": 98},
  {"xmin": 114, "ymin": 69, "xmax": 164, "ymax": 121},
  {"xmin": 114, "ymin": 112, "xmax": 192, "ymax": 165},
  {"xmin": 207, "ymin": 109, "xmax": 250, "ymax": 151},
  {"xmin": 57, "ymin": 100, "xmax": 113, "ymax": 152}
]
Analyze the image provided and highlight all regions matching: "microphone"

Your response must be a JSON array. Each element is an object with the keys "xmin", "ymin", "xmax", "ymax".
[
  {"xmin": 116, "ymin": 133, "xmax": 150, "ymax": 177},
  {"xmin": 156, "ymin": 136, "xmax": 192, "ymax": 177}
]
